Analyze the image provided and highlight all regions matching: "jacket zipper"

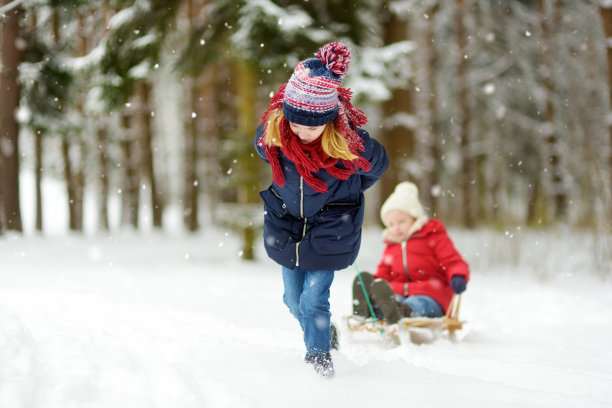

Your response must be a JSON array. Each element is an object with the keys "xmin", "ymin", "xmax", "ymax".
[
  {"xmin": 401, "ymin": 241, "xmax": 409, "ymax": 296},
  {"xmin": 295, "ymin": 177, "xmax": 306, "ymax": 266}
]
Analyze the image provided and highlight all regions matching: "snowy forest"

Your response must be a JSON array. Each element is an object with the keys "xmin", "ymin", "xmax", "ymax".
[
  {"xmin": 1, "ymin": 0, "xmax": 612, "ymax": 257},
  {"xmin": 3, "ymin": 1, "xmax": 612, "ymax": 406}
]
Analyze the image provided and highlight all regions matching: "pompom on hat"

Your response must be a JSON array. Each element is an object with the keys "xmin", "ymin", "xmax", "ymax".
[
  {"xmin": 282, "ymin": 42, "xmax": 352, "ymax": 126},
  {"xmin": 380, "ymin": 182, "xmax": 428, "ymax": 226}
]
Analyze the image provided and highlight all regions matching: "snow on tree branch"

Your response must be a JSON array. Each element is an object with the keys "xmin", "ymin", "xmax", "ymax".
[{"xmin": 0, "ymin": 0, "xmax": 22, "ymax": 15}]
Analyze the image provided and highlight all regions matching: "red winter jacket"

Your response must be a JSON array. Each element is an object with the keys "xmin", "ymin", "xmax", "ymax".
[{"xmin": 374, "ymin": 219, "xmax": 469, "ymax": 313}]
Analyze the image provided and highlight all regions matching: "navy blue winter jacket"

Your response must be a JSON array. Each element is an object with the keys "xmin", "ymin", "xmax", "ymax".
[{"xmin": 254, "ymin": 123, "xmax": 389, "ymax": 271}]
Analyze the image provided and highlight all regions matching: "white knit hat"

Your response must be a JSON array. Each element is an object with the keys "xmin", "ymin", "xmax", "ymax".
[{"xmin": 380, "ymin": 182, "xmax": 427, "ymax": 226}]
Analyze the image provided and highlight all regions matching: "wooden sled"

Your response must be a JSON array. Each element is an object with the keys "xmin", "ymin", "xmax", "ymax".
[{"xmin": 346, "ymin": 294, "xmax": 465, "ymax": 340}]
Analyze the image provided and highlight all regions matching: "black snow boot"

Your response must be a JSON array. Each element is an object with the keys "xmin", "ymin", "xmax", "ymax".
[
  {"xmin": 304, "ymin": 352, "xmax": 335, "ymax": 377},
  {"xmin": 352, "ymin": 271, "xmax": 375, "ymax": 317},
  {"xmin": 369, "ymin": 279, "xmax": 401, "ymax": 325},
  {"xmin": 330, "ymin": 323, "xmax": 339, "ymax": 350},
  {"xmin": 312, "ymin": 353, "xmax": 335, "ymax": 378}
]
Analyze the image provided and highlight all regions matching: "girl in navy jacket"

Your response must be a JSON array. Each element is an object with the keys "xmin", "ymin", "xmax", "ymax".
[{"xmin": 254, "ymin": 42, "xmax": 388, "ymax": 377}]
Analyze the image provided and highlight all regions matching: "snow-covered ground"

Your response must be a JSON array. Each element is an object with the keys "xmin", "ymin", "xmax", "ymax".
[{"xmin": 1, "ymin": 224, "xmax": 611, "ymax": 408}]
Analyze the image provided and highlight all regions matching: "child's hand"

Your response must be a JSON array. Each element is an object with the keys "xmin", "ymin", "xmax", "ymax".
[{"xmin": 450, "ymin": 276, "xmax": 467, "ymax": 294}]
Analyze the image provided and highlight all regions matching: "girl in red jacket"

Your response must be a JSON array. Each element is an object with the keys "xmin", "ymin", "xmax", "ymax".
[{"xmin": 353, "ymin": 182, "xmax": 470, "ymax": 323}]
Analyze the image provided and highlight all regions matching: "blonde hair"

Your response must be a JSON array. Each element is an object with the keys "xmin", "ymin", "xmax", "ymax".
[{"xmin": 263, "ymin": 109, "xmax": 358, "ymax": 161}]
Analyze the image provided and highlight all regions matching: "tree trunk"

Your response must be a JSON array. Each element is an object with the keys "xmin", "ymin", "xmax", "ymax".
[
  {"xmin": 0, "ymin": 183, "xmax": 3, "ymax": 234},
  {"xmin": 72, "ymin": 11, "xmax": 88, "ymax": 232},
  {"xmin": 538, "ymin": 0, "xmax": 567, "ymax": 221},
  {"xmin": 97, "ymin": 126, "xmax": 110, "ymax": 231},
  {"xmin": 236, "ymin": 59, "xmax": 259, "ymax": 260},
  {"xmin": 599, "ymin": 5, "xmax": 612, "ymax": 223},
  {"xmin": 182, "ymin": 0, "xmax": 204, "ymax": 232},
  {"xmin": 120, "ymin": 112, "xmax": 139, "ymax": 228},
  {"xmin": 379, "ymin": 1, "xmax": 414, "ymax": 210},
  {"xmin": 61, "ymin": 138, "xmax": 85, "ymax": 231},
  {"xmin": 58, "ymin": 11, "xmax": 85, "ymax": 232},
  {"xmin": 96, "ymin": 8, "xmax": 111, "ymax": 231},
  {"xmin": 0, "ymin": 1, "xmax": 23, "ymax": 232},
  {"xmin": 75, "ymin": 140, "xmax": 85, "ymax": 231},
  {"xmin": 202, "ymin": 66, "xmax": 222, "ymax": 225},
  {"xmin": 137, "ymin": 82, "xmax": 164, "ymax": 228},
  {"xmin": 413, "ymin": 4, "xmax": 440, "ymax": 217},
  {"xmin": 35, "ymin": 129, "xmax": 43, "ymax": 232},
  {"xmin": 427, "ymin": 5, "xmax": 442, "ymax": 219},
  {"xmin": 455, "ymin": 0, "xmax": 475, "ymax": 228},
  {"xmin": 183, "ymin": 76, "xmax": 200, "ymax": 232},
  {"xmin": 62, "ymin": 138, "xmax": 78, "ymax": 231}
]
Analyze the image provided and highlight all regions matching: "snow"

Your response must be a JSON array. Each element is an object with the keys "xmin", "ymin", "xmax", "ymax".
[
  {"xmin": 2, "ymin": 217, "xmax": 612, "ymax": 407},
  {"xmin": 6, "ymin": 0, "xmax": 612, "ymax": 403},
  {"xmin": 349, "ymin": 42, "xmax": 416, "ymax": 102},
  {"xmin": 233, "ymin": 0, "xmax": 317, "ymax": 52},
  {"xmin": 1, "ymin": 172, "xmax": 610, "ymax": 408},
  {"xmin": 107, "ymin": 6, "xmax": 137, "ymax": 31}
]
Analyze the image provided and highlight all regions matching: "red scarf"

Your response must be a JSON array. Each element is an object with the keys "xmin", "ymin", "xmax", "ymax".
[{"xmin": 258, "ymin": 84, "xmax": 371, "ymax": 193}]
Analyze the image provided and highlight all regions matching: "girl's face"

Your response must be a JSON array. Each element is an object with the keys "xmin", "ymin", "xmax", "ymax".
[
  {"xmin": 289, "ymin": 122, "xmax": 326, "ymax": 144},
  {"xmin": 383, "ymin": 209, "xmax": 415, "ymax": 242}
]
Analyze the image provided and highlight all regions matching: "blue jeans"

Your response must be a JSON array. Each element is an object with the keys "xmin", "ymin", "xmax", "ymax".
[
  {"xmin": 282, "ymin": 266, "xmax": 334, "ymax": 356},
  {"xmin": 396, "ymin": 294, "xmax": 444, "ymax": 318}
]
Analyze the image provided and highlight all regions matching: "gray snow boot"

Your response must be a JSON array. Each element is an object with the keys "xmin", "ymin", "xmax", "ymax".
[
  {"xmin": 369, "ymin": 279, "xmax": 401, "ymax": 325},
  {"xmin": 352, "ymin": 272, "xmax": 375, "ymax": 317}
]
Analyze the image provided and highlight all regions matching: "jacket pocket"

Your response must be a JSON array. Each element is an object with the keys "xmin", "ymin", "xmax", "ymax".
[
  {"xmin": 260, "ymin": 186, "xmax": 297, "ymax": 251},
  {"xmin": 309, "ymin": 202, "xmax": 363, "ymax": 255}
]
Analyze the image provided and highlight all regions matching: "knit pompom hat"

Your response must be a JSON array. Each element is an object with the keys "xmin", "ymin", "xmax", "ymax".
[
  {"xmin": 282, "ymin": 42, "xmax": 351, "ymax": 126},
  {"xmin": 258, "ymin": 42, "xmax": 370, "ymax": 193},
  {"xmin": 380, "ymin": 182, "xmax": 428, "ymax": 226}
]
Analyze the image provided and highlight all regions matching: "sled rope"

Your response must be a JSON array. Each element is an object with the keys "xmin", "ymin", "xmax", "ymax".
[{"xmin": 354, "ymin": 264, "xmax": 384, "ymax": 334}]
